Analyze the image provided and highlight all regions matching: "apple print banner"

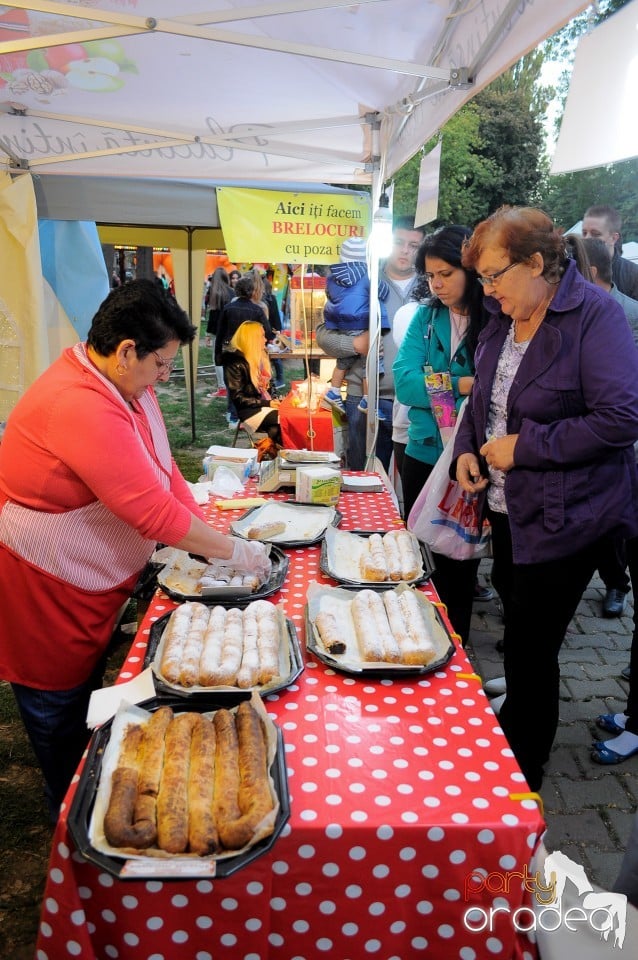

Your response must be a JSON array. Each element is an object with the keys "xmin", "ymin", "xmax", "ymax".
[{"xmin": 0, "ymin": 33, "xmax": 136, "ymax": 95}]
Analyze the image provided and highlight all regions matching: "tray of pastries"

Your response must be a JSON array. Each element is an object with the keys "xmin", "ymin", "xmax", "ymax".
[
  {"xmin": 320, "ymin": 527, "xmax": 434, "ymax": 588},
  {"xmin": 68, "ymin": 694, "xmax": 288, "ymax": 879},
  {"xmin": 144, "ymin": 599, "xmax": 303, "ymax": 697},
  {"xmin": 154, "ymin": 545, "xmax": 288, "ymax": 604},
  {"xmin": 305, "ymin": 581, "xmax": 454, "ymax": 677},
  {"xmin": 279, "ymin": 449, "xmax": 341, "ymax": 467},
  {"xmin": 230, "ymin": 499, "xmax": 342, "ymax": 548}
]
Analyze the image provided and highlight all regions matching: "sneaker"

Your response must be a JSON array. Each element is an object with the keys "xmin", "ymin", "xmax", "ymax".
[
  {"xmin": 274, "ymin": 381, "xmax": 286, "ymax": 391},
  {"xmin": 207, "ymin": 388, "xmax": 227, "ymax": 399},
  {"xmin": 483, "ymin": 676, "xmax": 507, "ymax": 698},
  {"xmin": 323, "ymin": 388, "xmax": 346, "ymax": 414},
  {"xmin": 474, "ymin": 583, "xmax": 494, "ymax": 602},
  {"xmin": 603, "ymin": 588, "xmax": 627, "ymax": 618},
  {"xmin": 357, "ymin": 396, "xmax": 385, "ymax": 420},
  {"xmin": 228, "ymin": 418, "xmax": 239, "ymax": 430}
]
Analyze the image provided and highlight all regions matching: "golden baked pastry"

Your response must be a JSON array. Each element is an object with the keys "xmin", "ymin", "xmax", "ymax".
[{"xmin": 103, "ymin": 703, "xmax": 275, "ymax": 857}]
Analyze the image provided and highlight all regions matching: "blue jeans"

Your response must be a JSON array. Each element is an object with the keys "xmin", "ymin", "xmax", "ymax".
[
  {"xmin": 271, "ymin": 358, "xmax": 284, "ymax": 384},
  {"xmin": 12, "ymin": 658, "xmax": 106, "ymax": 820},
  {"xmin": 344, "ymin": 396, "xmax": 393, "ymax": 471}
]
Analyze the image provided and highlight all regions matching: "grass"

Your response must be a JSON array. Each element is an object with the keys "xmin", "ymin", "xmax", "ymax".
[{"xmin": 0, "ymin": 333, "xmax": 305, "ymax": 958}]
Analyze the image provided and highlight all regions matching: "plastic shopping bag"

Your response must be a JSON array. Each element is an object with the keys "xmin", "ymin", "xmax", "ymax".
[{"xmin": 407, "ymin": 402, "xmax": 491, "ymax": 561}]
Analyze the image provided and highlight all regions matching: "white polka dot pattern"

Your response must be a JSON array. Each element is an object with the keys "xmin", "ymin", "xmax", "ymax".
[{"xmin": 36, "ymin": 481, "xmax": 544, "ymax": 959}]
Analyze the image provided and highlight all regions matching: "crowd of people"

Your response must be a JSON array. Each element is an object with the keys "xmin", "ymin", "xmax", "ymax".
[{"xmin": 3, "ymin": 202, "xmax": 638, "ymax": 905}]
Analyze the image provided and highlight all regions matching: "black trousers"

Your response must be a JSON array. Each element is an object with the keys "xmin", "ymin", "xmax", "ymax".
[
  {"xmin": 597, "ymin": 534, "xmax": 630, "ymax": 593},
  {"xmin": 401, "ymin": 452, "xmax": 433, "ymax": 523},
  {"xmin": 430, "ymin": 550, "xmax": 480, "ymax": 647},
  {"xmin": 489, "ymin": 510, "xmax": 601, "ymax": 791}
]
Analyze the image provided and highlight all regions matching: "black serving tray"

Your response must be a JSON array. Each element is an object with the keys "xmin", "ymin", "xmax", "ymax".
[
  {"xmin": 156, "ymin": 545, "xmax": 289, "ymax": 604},
  {"xmin": 67, "ymin": 695, "xmax": 290, "ymax": 880},
  {"xmin": 319, "ymin": 529, "xmax": 435, "ymax": 589},
  {"xmin": 230, "ymin": 500, "xmax": 342, "ymax": 548},
  {"xmin": 304, "ymin": 598, "xmax": 455, "ymax": 679},
  {"xmin": 144, "ymin": 608, "xmax": 304, "ymax": 698}
]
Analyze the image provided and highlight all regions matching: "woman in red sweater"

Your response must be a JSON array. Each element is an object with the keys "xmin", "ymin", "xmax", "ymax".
[{"xmin": 0, "ymin": 279, "xmax": 270, "ymax": 819}]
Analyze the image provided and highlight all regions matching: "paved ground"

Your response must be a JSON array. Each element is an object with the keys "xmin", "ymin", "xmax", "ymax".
[{"xmin": 466, "ymin": 560, "xmax": 636, "ymax": 893}]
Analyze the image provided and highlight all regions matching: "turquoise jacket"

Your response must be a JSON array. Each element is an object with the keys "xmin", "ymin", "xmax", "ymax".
[{"xmin": 393, "ymin": 301, "xmax": 475, "ymax": 465}]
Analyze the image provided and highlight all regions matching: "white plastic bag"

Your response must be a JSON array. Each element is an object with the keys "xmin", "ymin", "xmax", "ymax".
[
  {"xmin": 407, "ymin": 401, "xmax": 491, "ymax": 561},
  {"xmin": 208, "ymin": 465, "xmax": 245, "ymax": 497}
]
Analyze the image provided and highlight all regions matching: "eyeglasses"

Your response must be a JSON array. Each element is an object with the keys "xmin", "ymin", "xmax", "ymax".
[
  {"xmin": 476, "ymin": 261, "xmax": 519, "ymax": 288},
  {"xmin": 152, "ymin": 350, "xmax": 177, "ymax": 374}
]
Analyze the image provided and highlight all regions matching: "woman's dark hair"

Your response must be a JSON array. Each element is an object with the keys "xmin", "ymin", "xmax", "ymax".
[
  {"xmin": 564, "ymin": 233, "xmax": 593, "ymax": 282},
  {"xmin": 87, "ymin": 278, "xmax": 197, "ymax": 357},
  {"xmin": 229, "ymin": 269, "xmax": 241, "ymax": 283},
  {"xmin": 415, "ymin": 225, "xmax": 487, "ymax": 358},
  {"xmin": 208, "ymin": 266, "xmax": 232, "ymax": 311}
]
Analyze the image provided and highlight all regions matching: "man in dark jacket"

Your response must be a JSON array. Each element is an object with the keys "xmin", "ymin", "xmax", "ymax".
[{"xmin": 582, "ymin": 205, "xmax": 638, "ymax": 300}]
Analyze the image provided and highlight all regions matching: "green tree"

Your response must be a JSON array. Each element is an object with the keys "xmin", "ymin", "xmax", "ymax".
[
  {"xmin": 394, "ymin": 1, "xmax": 638, "ymax": 238},
  {"xmin": 544, "ymin": 158, "xmax": 638, "ymax": 238},
  {"xmin": 393, "ymin": 56, "xmax": 548, "ymax": 227},
  {"xmin": 392, "ymin": 104, "xmax": 499, "ymax": 225}
]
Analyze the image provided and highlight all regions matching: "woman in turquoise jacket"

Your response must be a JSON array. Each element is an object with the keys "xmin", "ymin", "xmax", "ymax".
[{"xmin": 393, "ymin": 225, "xmax": 487, "ymax": 644}]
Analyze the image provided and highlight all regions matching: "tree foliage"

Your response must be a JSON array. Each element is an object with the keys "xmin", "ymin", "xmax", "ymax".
[
  {"xmin": 543, "ymin": 158, "xmax": 638, "ymax": 238},
  {"xmin": 393, "ymin": 0, "xmax": 638, "ymax": 240},
  {"xmin": 393, "ymin": 56, "xmax": 547, "ymax": 228}
]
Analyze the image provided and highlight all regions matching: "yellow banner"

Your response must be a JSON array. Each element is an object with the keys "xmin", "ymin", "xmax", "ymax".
[{"xmin": 216, "ymin": 187, "xmax": 370, "ymax": 264}]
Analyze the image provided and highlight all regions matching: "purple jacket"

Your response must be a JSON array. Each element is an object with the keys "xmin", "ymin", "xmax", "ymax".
[{"xmin": 453, "ymin": 259, "xmax": 638, "ymax": 563}]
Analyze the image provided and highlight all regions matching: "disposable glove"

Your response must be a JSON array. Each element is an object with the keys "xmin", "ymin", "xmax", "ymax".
[{"xmin": 214, "ymin": 537, "xmax": 272, "ymax": 579}]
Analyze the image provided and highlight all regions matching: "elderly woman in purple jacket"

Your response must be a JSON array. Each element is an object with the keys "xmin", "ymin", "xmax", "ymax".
[{"xmin": 452, "ymin": 205, "xmax": 638, "ymax": 792}]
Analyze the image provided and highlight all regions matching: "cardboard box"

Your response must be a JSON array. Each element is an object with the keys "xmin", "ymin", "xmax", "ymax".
[{"xmin": 295, "ymin": 465, "xmax": 342, "ymax": 505}]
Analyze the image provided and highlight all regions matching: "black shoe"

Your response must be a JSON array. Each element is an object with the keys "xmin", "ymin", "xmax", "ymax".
[
  {"xmin": 603, "ymin": 588, "xmax": 627, "ymax": 618},
  {"xmin": 474, "ymin": 583, "xmax": 494, "ymax": 602},
  {"xmin": 622, "ymin": 666, "xmax": 631, "ymax": 681}
]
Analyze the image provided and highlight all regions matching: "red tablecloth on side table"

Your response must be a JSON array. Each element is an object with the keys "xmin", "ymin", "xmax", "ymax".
[
  {"xmin": 278, "ymin": 391, "xmax": 334, "ymax": 451},
  {"xmin": 36, "ymin": 481, "xmax": 545, "ymax": 960}
]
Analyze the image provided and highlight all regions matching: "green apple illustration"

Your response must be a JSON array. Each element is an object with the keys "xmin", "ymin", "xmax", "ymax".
[
  {"xmin": 82, "ymin": 39, "xmax": 137, "ymax": 73},
  {"xmin": 26, "ymin": 50, "xmax": 48, "ymax": 72},
  {"xmin": 82, "ymin": 39, "xmax": 124, "ymax": 62},
  {"xmin": 66, "ymin": 57, "xmax": 124, "ymax": 92}
]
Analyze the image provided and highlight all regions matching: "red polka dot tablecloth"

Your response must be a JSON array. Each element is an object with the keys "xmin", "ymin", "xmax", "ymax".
[{"xmin": 36, "ymin": 480, "xmax": 545, "ymax": 960}]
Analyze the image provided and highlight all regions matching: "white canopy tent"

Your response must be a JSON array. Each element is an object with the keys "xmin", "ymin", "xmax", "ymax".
[
  {"xmin": 0, "ymin": 0, "xmax": 589, "ymax": 456},
  {"xmin": 1, "ymin": 0, "xmax": 589, "ymax": 188}
]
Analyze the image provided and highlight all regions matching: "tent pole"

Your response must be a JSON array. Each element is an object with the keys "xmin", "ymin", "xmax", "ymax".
[
  {"xmin": 365, "ymin": 149, "xmax": 383, "ymax": 470},
  {"xmin": 186, "ymin": 227, "xmax": 197, "ymax": 442}
]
